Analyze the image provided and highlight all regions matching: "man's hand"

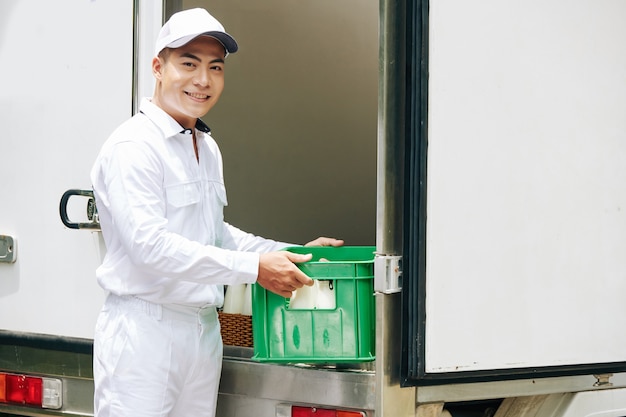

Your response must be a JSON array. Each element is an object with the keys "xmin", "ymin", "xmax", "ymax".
[
  {"xmin": 304, "ymin": 237, "xmax": 344, "ymax": 247},
  {"xmin": 257, "ymin": 238, "xmax": 343, "ymax": 298},
  {"xmin": 258, "ymin": 251, "xmax": 314, "ymax": 298}
]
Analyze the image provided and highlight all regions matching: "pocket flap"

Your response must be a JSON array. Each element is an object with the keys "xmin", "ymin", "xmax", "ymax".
[{"xmin": 165, "ymin": 182, "xmax": 201, "ymax": 207}]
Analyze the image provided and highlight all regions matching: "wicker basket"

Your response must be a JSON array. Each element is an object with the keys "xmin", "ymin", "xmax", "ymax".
[{"xmin": 218, "ymin": 311, "xmax": 253, "ymax": 347}]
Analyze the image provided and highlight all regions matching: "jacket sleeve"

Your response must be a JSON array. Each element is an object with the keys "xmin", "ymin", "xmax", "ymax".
[
  {"xmin": 220, "ymin": 222, "xmax": 296, "ymax": 254},
  {"xmin": 92, "ymin": 139, "xmax": 261, "ymax": 286}
]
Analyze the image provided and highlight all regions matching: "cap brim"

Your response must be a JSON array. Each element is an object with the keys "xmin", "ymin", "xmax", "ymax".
[{"xmin": 167, "ymin": 31, "xmax": 238, "ymax": 54}]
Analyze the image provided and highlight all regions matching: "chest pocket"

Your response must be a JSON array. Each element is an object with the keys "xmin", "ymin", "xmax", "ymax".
[
  {"xmin": 165, "ymin": 181, "xmax": 201, "ymax": 208},
  {"xmin": 164, "ymin": 180, "xmax": 228, "ymax": 246}
]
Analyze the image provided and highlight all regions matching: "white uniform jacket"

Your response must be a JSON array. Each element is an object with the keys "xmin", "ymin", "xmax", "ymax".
[{"xmin": 90, "ymin": 98, "xmax": 289, "ymax": 309}]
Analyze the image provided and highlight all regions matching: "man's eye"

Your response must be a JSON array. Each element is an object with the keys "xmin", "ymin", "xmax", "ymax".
[
  {"xmin": 211, "ymin": 66, "xmax": 223, "ymax": 71},
  {"xmin": 182, "ymin": 62, "xmax": 195, "ymax": 68}
]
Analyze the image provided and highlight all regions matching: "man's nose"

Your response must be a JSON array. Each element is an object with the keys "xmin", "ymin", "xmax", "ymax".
[{"xmin": 194, "ymin": 69, "xmax": 211, "ymax": 87}]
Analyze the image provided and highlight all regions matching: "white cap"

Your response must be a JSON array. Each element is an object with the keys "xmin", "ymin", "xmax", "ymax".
[{"xmin": 154, "ymin": 8, "xmax": 239, "ymax": 57}]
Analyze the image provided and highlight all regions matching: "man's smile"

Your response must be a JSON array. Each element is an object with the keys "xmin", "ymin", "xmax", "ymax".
[{"xmin": 185, "ymin": 91, "xmax": 210, "ymax": 100}]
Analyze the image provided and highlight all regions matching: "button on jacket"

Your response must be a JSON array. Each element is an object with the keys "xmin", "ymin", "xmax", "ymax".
[{"xmin": 90, "ymin": 98, "xmax": 289, "ymax": 308}]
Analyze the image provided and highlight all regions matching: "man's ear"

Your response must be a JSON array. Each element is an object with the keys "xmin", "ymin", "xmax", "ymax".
[{"xmin": 152, "ymin": 56, "xmax": 163, "ymax": 80}]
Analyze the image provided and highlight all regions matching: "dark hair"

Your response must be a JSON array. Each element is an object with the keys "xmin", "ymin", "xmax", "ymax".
[{"xmin": 158, "ymin": 48, "xmax": 172, "ymax": 62}]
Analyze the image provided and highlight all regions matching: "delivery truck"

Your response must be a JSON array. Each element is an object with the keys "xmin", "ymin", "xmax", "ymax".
[{"xmin": 1, "ymin": 0, "xmax": 626, "ymax": 416}]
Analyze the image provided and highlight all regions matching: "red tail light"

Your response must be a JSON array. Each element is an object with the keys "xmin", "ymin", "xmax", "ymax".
[
  {"xmin": 5, "ymin": 374, "xmax": 43, "ymax": 406},
  {"xmin": 0, "ymin": 372, "xmax": 62, "ymax": 409}
]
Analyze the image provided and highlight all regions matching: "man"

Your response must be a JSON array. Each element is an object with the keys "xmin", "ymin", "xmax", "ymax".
[{"xmin": 90, "ymin": 8, "xmax": 342, "ymax": 417}]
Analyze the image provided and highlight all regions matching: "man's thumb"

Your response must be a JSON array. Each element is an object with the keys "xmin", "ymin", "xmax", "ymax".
[{"xmin": 286, "ymin": 252, "xmax": 313, "ymax": 264}]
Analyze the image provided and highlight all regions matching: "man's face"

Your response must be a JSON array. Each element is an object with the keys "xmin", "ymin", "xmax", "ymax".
[{"xmin": 152, "ymin": 36, "xmax": 226, "ymax": 128}]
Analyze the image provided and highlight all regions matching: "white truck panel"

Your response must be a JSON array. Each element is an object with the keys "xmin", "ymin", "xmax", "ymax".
[
  {"xmin": 0, "ymin": 0, "xmax": 134, "ymax": 338},
  {"xmin": 425, "ymin": 0, "xmax": 626, "ymax": 373}
]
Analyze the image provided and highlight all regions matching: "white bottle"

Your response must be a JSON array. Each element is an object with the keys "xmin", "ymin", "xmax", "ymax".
[
  {"xmin": 315, "ymin": 280, "xmax": 336, "ymax": 309},
  {"xmin": 242, "ymin": 284, "xmax": 253, "ymax": 316},
  {"xmin": 289, "ymin": 281, "xmax": 317, "ymax": 310},
  {"xmin": 223, "ymin": 284, "xmax": 246, "ymax": 314}
]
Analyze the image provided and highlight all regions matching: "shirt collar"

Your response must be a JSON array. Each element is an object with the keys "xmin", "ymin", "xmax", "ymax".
[
  {"xmin": 193, "ymin": 119, "xmax": 211, "ymax": 134},
  {"xmin": 139, "ymin": 98, "xmax": 211, "ymax": 137}
]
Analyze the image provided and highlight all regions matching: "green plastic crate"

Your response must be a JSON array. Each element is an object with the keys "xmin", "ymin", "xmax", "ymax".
[{"xmin": 252, "ymin": 246, "xmax": 376, "ymax": 363}]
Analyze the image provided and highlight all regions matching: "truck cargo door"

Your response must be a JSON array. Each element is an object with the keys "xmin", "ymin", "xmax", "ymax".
[
  {"xmin": 399, "ymin": 0, "xmax": 626, "ymax": 386},
  {"xmin": 0, "ymin": 0, "xmax": 160, "ymax": 340}
]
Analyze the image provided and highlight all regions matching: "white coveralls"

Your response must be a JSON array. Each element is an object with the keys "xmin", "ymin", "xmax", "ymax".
[{"xmin": 90, "ymin": 98, "xmax": 289, "ymax": 417}]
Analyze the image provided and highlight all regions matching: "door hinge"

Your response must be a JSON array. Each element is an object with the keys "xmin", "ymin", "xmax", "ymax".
[
  {"xmin": 0, "ymin": 235, "xmax": 16, "ymax": 263},
  {"xmin": 594, "ymin": 373, "xmax": 613, "ymax": 387},
  {"xmin": 374, "ymin": 254, "xmax": 402, "ymax": 294}
]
